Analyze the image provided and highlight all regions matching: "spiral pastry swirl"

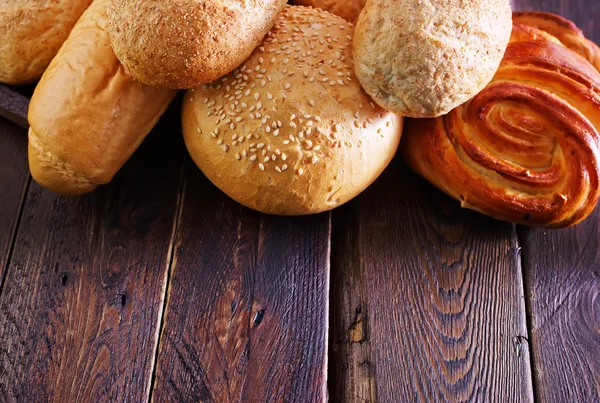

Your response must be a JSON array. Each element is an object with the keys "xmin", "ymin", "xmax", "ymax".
[{"xmin": 401, "ymin": 16, "xmax": 600, "ymax": 228}]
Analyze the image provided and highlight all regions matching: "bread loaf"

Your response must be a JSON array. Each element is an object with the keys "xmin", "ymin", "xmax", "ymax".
[
  {"xmin": 108, "ymin": 0, "xmax": 287, "ymax": 89},
  {"xmin": 182, "ymin": 6, "xmax": 402, "ymax": 215},
  {"xmin": 27, "ymin": 0, "xmax": 177, "ymax": 196},
  {"xmin": 292, "ymin": 0, "xmax": 366, "ymax": 24},
  {"xmin": 0, "ymin": 0, "xmax": 93, "ymax": 85},
  {"xmin": 353, "ymin": 0, "xmax": 512, "ymax": 117},
  {"xmin": 401, "ymin": 16, "xmax": 600, "ymax": 228}
]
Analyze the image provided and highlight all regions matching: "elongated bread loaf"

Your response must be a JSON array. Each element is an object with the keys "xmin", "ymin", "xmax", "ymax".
[
  {"xmin": 27, "ymin": 0, "xmax": 177, "ymax": 196},
  {"xmin": 0, "ymin": 0, "xmax": 93, "ymax": 84}
]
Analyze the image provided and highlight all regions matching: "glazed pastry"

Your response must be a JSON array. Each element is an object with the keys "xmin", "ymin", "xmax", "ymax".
[{"xmin": 401, "ymin": 15, "xmax": 600, "ymax": 228}]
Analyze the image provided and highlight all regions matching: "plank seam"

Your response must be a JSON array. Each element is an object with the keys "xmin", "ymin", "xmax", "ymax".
[
  {"xmin": 147, "ymin": 154, "xmax": 187, "ymax": 403},
  {"xmin": 516, "ymin": 225, "xmax": 540, "ymax": 403},
  {"xmin": 0, "ymin": 176, "xmax": 31, "ymax": 297}
]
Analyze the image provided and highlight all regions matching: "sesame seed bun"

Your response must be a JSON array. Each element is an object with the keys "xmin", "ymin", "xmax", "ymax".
[
  {"xmin": 107, "ymin": 0, "xmax": 287, "ymax": 89},
  {"xmin": 182, "ymin": 5, "xmax": 403, "ymax": 215}
]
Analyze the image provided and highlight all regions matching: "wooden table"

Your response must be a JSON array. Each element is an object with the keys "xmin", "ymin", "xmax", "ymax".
[{"xmin": 0, "ymin": 1, "xmax": 599, "ymax": 402}]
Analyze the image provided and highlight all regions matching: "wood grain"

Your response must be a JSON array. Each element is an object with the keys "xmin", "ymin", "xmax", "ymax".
[
  {"xmin": 0, "ymin": 104, "xmax": 185, "ymax": 402},
  {"xmin": 514, "ymin": 2, "xmax": 600, "ymax": 401},
  {"xmin": 329, "ymin": 158, "xmax": 534, "ymax": 402},
  {"xmin": 0, "ymin": 85, "xmax": 29, "ymax": 129},
  {"xmin": 151, "ymin": 161, "xmax": 331, "ymax": 403},
  {"xmin": 0, "ymin": 118, "xmax": 29, "ymax": 291}
]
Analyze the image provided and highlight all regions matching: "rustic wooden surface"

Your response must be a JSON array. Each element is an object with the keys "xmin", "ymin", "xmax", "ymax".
[
  {"xmin": 0, "ymin": 0, "xmax": 599, "ymax": 401},
  {"xmin": 329, "ymin": 158, "xmax": 534, "ymax": 403},
  {"xmin": 151, "ymin": 161, "xmax": 330, "ymax": 402},
  {"xmin": 0, "ymin": 106, "xmax": 185, "ymax": 402},
  {"xmin": 0, "ymin": 119, "xmax": 29, "ymax": 293}
]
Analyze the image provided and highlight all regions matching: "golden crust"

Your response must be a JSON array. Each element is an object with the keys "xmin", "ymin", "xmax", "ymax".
[
  {"xmin": 400, "ymin": 18, "xmax": 600, "ymax": 228},
  {"xmin": 292, "ymin": 0, "xmax": 366, "ymax": 24},
  {"xmin": 0, "ymin": 0, "xmax": 93, "ymax": 85},
  {"xmin": 27, "ymin": 0, "xmax": 177, "ymax": 196},
  {"xmin": 108, "ymin": 0, "xmax": 287, "ymax": 89},
  {"xmin": 182, "ymin": 6, "xmax": 403, "ymax": 215},
  {"xmin": 353, "ymin": 0, "xmax": 512, "ymax": 118}
]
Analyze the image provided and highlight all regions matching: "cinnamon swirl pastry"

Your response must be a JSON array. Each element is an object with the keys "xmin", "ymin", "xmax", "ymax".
[{"xmin": 401, "ymin": 15, "xmax": 600, "ymax": 228}]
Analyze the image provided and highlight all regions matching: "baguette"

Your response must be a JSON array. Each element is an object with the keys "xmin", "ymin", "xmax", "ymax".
[
  {"xmin": 27, "ymin": 0, "xmax": 177, "ymax": 196},
  {"xmin": 0, "ymin": 0, "xmax": 93, "ymax": 84}
]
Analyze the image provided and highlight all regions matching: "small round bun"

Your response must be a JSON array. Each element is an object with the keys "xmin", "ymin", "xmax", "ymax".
[
  {"xmin": 353, "ymin": 0, "xmax": 512, "ymax": 118},
  {"xmin": 108, "ymin": 0, "xmax": 287, "ymax": 89},
  {"xmin": 182, "ymin": 6, "xmax": 402, "ymax": 215},
  {"xmin": 292, "ymin": 0, "xmax": 366, "ymax": 24}
]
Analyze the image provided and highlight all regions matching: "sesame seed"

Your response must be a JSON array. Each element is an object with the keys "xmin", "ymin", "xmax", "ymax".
[
  {"xmin": 314, "ymin": 116, "xmax": 322, "ymax": 122},
  {"xmin": 267, "ymin": 93, "xmax": 273, "ymax": 100},
  {"xmin": 196, "ymin": 127, "xmax": 201, "ymax": 133},
  {"xmin": 242, "ymin": 150, "xmax": 248, "ymax": 156},
  {"xmin": 370, "ymin": 102, "xmax": 376, "ymax": 108},
  {"xmin": 264, "ymin": 157, "xmax": 270, "ymax": 162},
  {"xmin": 282, "ymin": 164, "xmax": 288, "ymax": 171},
  {"xmin": 230, "ymin": 123, "xmax": 235, "ymax": 130},
  {"xmin": 329, "ymin": 81, "xmax": 336, "ymax": 87},
  {"xmin": 285, "ymin": 83, "xmax": 291, "ymax": 90},
  {"xmin": 259, "ymin": 163, "xmax": 265, "ymax": 171},
  {"xmin": 241, "ymin": 102, "xmax": 248, "ymax": 108},
  {"xmin": 276, "ymin": 166, "xmax": 282, "ymax": 173},
  {"xmin": 337, "ymin": 79, "xmax": 344, "ymax": 85},
  {"xmin": 257, "ymin": 143, "xmax": 265, "ymax": 148},
  {"xmin": 309, "ymin": 77, "xmax": 315, "ymax": 83},
  {"xmin": 244, "ymin": 89, "xmax": 251, "ymax": 96},
  {"xmin": 217, "ymin": 139, "xmax": 223, "ymax": 145},
  {"xmin": 250, "ymin": 155, "xmax": 257, "ymax": 161},
  {"xmin": 306, "ymin": 121, "xmax": 313, "ymax": 126},
  {"xmin": 235, "ymin": 117, "xmax": 243, "ymax": 122},
  {"xmin": 322, "ymin": 77, "xmax": 329, "ymax": 83},
  {"xmin": 298, "ymin": 168, "xmax": 304, "ymax": 175},
  {"xmin": 266, "ymin": 126, "xmax": 271, "ymax": 133},
  {"xmin": 261, "ymin": 80, "xmax": 266, "ymax": 87},
  {"xmin": 318, "ymin": 69, "xmax": 326, "ymax": 75},
  {"xmin": 223, "ymin": 145, "xmax": 229, "ymax": 152},
  {"xmin": 312, "ymin": 156, "xmax": 319, "ymax": 164},
  {"xmin": 309, "ymin": 100, "xmax": 315, "ymax": 107},
  {"xmin": 273, "ymin": 129, "xmax": 280, "ymax": 136},
  {"xmin": 313, "ymin": 145, "xmax": 321, "ymax": 151},
  {"xmin": 290, "ymin": 122, "xmax": 297, "ymax": 128},
  {"xmin": 283, "ymin": 140, "xmax": 290, "ymax": 145},
  {"xmin": 232, "ymin": 134, "xmax": 238, "ymax": 140},
  {"xmin": 254, "ymin": 93, "xmax": 260, "ymax": 101},
  {"xmin": 203, "ymin": 98, "xmax": 209, "ymax": 104},
  {"xmin": 250, "ymin": 113, "xmax": 255, "ymax": 119},
  {"xmin": 303, "ymin": 71, "xmax": 309, "ymax": 78},
  {"xmin": 246, "ymin": 134, "xmax": 252, "ymax": 140}
]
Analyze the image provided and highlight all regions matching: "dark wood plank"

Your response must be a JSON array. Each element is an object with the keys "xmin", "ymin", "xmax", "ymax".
[
  {"xmin": 151, "ymin": 160, "xmax": 331, "ymax": 402},
  {"xmin": 329, "ymin": 157, "xmax": 533, "ymax": 402},
  {"xmin": 514, "ymin": 1, "xmax": 600, "ymax": 401},
  {"xmin": 0, "ymin": 103, "xmax": 185, "ymax": 402},
  {"xmin": 0, "ymin": 85, "xmax": 30, "ymax": 129},
  {"xmin": 0, "ymin": 118, "xmax": 29, "ymax": 289}
]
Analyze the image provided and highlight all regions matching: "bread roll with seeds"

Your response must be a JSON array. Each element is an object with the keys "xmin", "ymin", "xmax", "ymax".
[
  {"xmin": 182, "ymin": 6, "xmax": 403, "ymax": 215},
  {"xmin": 292, "ymin": 0, "xmax": 366, "ymax": 24},
  {"xmin": 28, "ymin": 0, "xmax": 177, "ymax": 196},
  {"xmin": 353, "ymin": 0, "xmax": 512, "ymax": 118},
  {"xmin": 108, "ymin": 0, "xmax": 287, "ymax": 89},
  {"xmin": 0, "ymin": 0, "xmax": 93, "ymax": 84}
]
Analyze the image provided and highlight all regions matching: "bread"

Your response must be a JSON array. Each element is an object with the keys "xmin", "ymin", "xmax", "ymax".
[
  {"xmin": 513, "ymin": 12, "xmax": 600, "ymax": 70},
  {"xmin": 400, "ymin": 18, "xmax": 600, "ymax": 228},
  {"xmin": 182, "ymin": 6, "xmax": 403, "ymax": 215},
  {"xmin": 353, "ymin": 0, "xmax": 512, "ymax": 118},
  {"xmin": 292, "ymin": 0, "xmax": 366, "ymax": 24},
  {"xmin": 28, "ymin": 0, "xmax": 177, "ymax": 196},
  {"xmin": 108, "ymin": 0, "xmax": 287, "ymax": 89},
  {"xmin": 0, "ymin": 0, "xmax": 93, "ymax": 85}
]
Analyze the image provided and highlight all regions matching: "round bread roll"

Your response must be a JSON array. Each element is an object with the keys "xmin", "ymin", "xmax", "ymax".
[
  {"xmin": 182, "ymin": 6, "xmax": 403, "ymax": 215},
  {"xmin": 292, "ymin": 0, "xmax": 366, "ymax": 24},
  {"xmin": 353, "ymin": 0, "xmax": 512, "ymax": 118},
  {"xmin": 0, "ymin": 0, "xmax": 93, "ymax": 85},
  {"xmin": 108, "ymin": 0, "xmax": 287, "ymax": 89}
]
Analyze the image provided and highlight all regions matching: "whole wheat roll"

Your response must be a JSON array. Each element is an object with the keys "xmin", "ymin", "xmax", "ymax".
[
  {"xmin": 401, "ymin": 17, "xmax": 600, "ymax": 228},
  {"xmin": 108, "ymin": 0, "xmax": 287, "ymax": 89},
  {"xmin": 182, "ymin": 6, "xmax": 402, "ymax": 215},
  {"xmin": 28, "ymin": 0, "xmax": 177, "ymax": 196},
  {"xmin": 353, "ymin": 0, "xmax": 512, "ymax": 118},
  {"xmin": 0, "ymin": 0, "xmax": 93, "ymax": 85}
]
